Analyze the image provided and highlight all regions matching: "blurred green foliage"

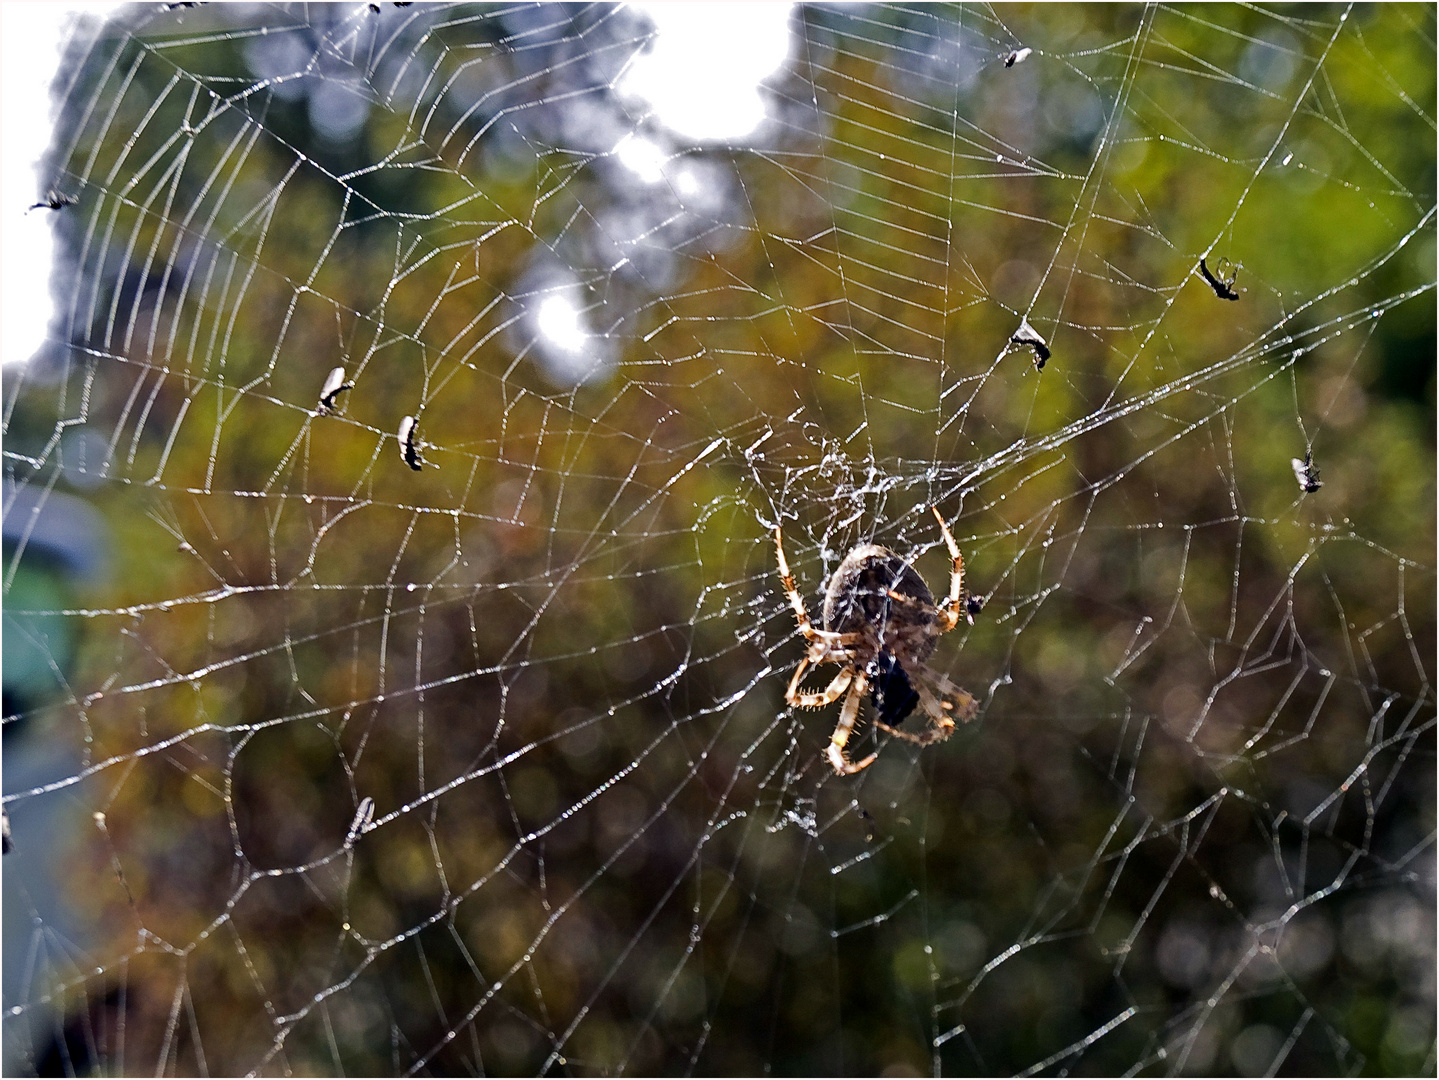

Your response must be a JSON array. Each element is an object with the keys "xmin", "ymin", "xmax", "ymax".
[{"xmin": 4, "ymin": 3, "xmax": 1433, "ymax": 1076}]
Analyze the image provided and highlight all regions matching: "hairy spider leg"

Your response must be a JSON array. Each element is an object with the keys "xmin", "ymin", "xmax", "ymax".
[
  {"xmin": 876, "ymin": 510, "xmax": 970, "ymax": 629},
  {"xmin": 786, "ymin": 662, "xmax": 853, "ymax": 710},
  {"xmin": 859, "ymin": 648, "xmax": 979, "ymax": 745},
  {"xmin": 773, "ymin": 525, "xmax": 809, "ymax": 626},
  {"xmin": 924, "ymin": 666, "xmax": 980, "ymax": 719},
  {"xmin": 773, "ymin": 526, "xmax": 860, "ymax": 650},
  {"xmin": 827, "ymin": 672, "xmax": 878, "ymax": 774},
  {"xmin": 930, "ymin": 507, "xmax": 968, "ymax": 630},
  {"xmin": 873, "ymin": 717, "xmax": 950, "ymax": 744},
  {"xmin": 869, "ymin": 678, "xmax": 961, "ymax": 747}
]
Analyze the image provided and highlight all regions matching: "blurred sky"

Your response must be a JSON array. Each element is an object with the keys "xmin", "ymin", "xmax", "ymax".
[
  {"xmin": 0, "ymin": 1, "xmax": 794, "ymax": 371},
  {"xmin": 622, "ymin": 1, "xmax": 793, "ymax": 140},
  {"xmin": 1, "ymin": 3, "xmax": 111, "ymax": 369}
]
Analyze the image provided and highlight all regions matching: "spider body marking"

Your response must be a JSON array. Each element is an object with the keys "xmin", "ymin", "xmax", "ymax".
[{"xmin": 775, "ymin": 507, "xmax": 980, "ymax": 775}]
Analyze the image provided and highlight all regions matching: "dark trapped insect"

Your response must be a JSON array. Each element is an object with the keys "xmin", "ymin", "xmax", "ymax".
[
  {"xmin": 1010, "ymin": 318, "xmax": 1050, "ymax": 370},
  {"xmin": 397, "ymin": 415, "xmax": 432, "ymax": 471},
  {"xmin": 1291, "ymin": 453, "xmax": 1322, "ymax": 493},
  {"xmin": 29, "ymin": 190, "xmax": 77, "ymax": 211},
  {"xmin": 1198, "ymin": 257, "xmax": 1240, "ymax": 301},
  {"xmin": 867, "ymin": 652, "xmax": 920, "ymax": 729},
  {"xmin": 774, "ymin": 507, "xmax": 980, "ymax": 775},
  {"xmin": 1004, "ymin": 47, "xmax": 1032, "ymax": 67},
  {"xmin": 317, "ymin": 366, "xmax": 353, "ymax": 413}
]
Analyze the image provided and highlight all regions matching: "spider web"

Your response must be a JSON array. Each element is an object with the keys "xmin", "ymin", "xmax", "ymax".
[{"xmin": 3, "ymin": 3, "xmax": 1434, "ymax": 1076}]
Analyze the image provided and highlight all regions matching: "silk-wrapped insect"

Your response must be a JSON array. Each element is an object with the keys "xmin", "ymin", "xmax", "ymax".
[
  {"xmin": 398, "ymin": 415, "xmax": 433, "ymax": 471},
  {"xmin": 317, "ymin": 366, "xmax": 353, "ymax": 414},
  {"xmin": 1010, "ymin": 318, "xmax": 1051, "ymax": 370},
  {"xmin": 29, "ymin": 190, "xmax": 77, "ymax": 211},
  {"xmin": 1291, "ymin": 453, "xmax": 1322, "ymax": 493},
  {"xmin": 1198, "ymin": 257, "xmax": 1240, "ymax": 301}
]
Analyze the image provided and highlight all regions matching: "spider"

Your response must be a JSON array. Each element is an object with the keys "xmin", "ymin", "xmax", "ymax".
[{"xmin": 774, "ymin": 507, "xmax": 980, "ymax": 775}]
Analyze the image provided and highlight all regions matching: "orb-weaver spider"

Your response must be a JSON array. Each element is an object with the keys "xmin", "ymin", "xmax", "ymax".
[{"xmin": 774, "ymin": 508, "xmax": 980, "ymax": 774}]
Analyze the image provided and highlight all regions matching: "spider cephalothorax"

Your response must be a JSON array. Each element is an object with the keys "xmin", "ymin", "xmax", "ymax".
[{"xmin": 775, "ymin": 508, "xmax": 980, "ymax": 774}]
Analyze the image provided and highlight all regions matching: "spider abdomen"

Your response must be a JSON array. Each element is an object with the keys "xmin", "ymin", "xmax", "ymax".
[{"xmin": 821, "ymin": 545, "xmax": 939, "ymax": 665}]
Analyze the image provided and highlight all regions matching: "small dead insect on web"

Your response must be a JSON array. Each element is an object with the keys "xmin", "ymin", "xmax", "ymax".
[
  {"xmin": 29, "ymin": 190, "xmax": 77, "ymax": 212},
  {"xmin": 1010, "ymin": 318, "xmax": 1050, "ymax": 370},
  {"xmin": 317, "ymin": 366, "xmax": 353, "ymax": 414},
  {"xmin": 774, "ymin": 507, "xmax": 980, "ymax": 775},
  {"xmin": 346, "ymin": 797, "xmax": 375, "ymax": 846},
  {"xmin": 1003, "ymin": 47, "xmax": 1032, "ymax": 68},
  {"xmin": 397, "ymin": 415, "xmax": 434, "ymax": 471},
  {"xmin": 2, "ymin": 806, "xmax": 11, "ymax": 856},
  {"xmin": 1198, "ymin": 257, "xmax": 1240, "ymax": 301},
  {"xmin": 1291, "ymin": 453, "xmax": 1322, "ymax": 493}
]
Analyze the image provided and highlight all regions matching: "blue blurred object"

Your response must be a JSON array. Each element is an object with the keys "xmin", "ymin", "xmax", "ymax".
[
  {"xmin": 3, "ymin": 485, "xmax": 108, "ymax": 717},
  {"xmin": 3, "ymin": 484, "xmax": 110, "ymax": 1074}
]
